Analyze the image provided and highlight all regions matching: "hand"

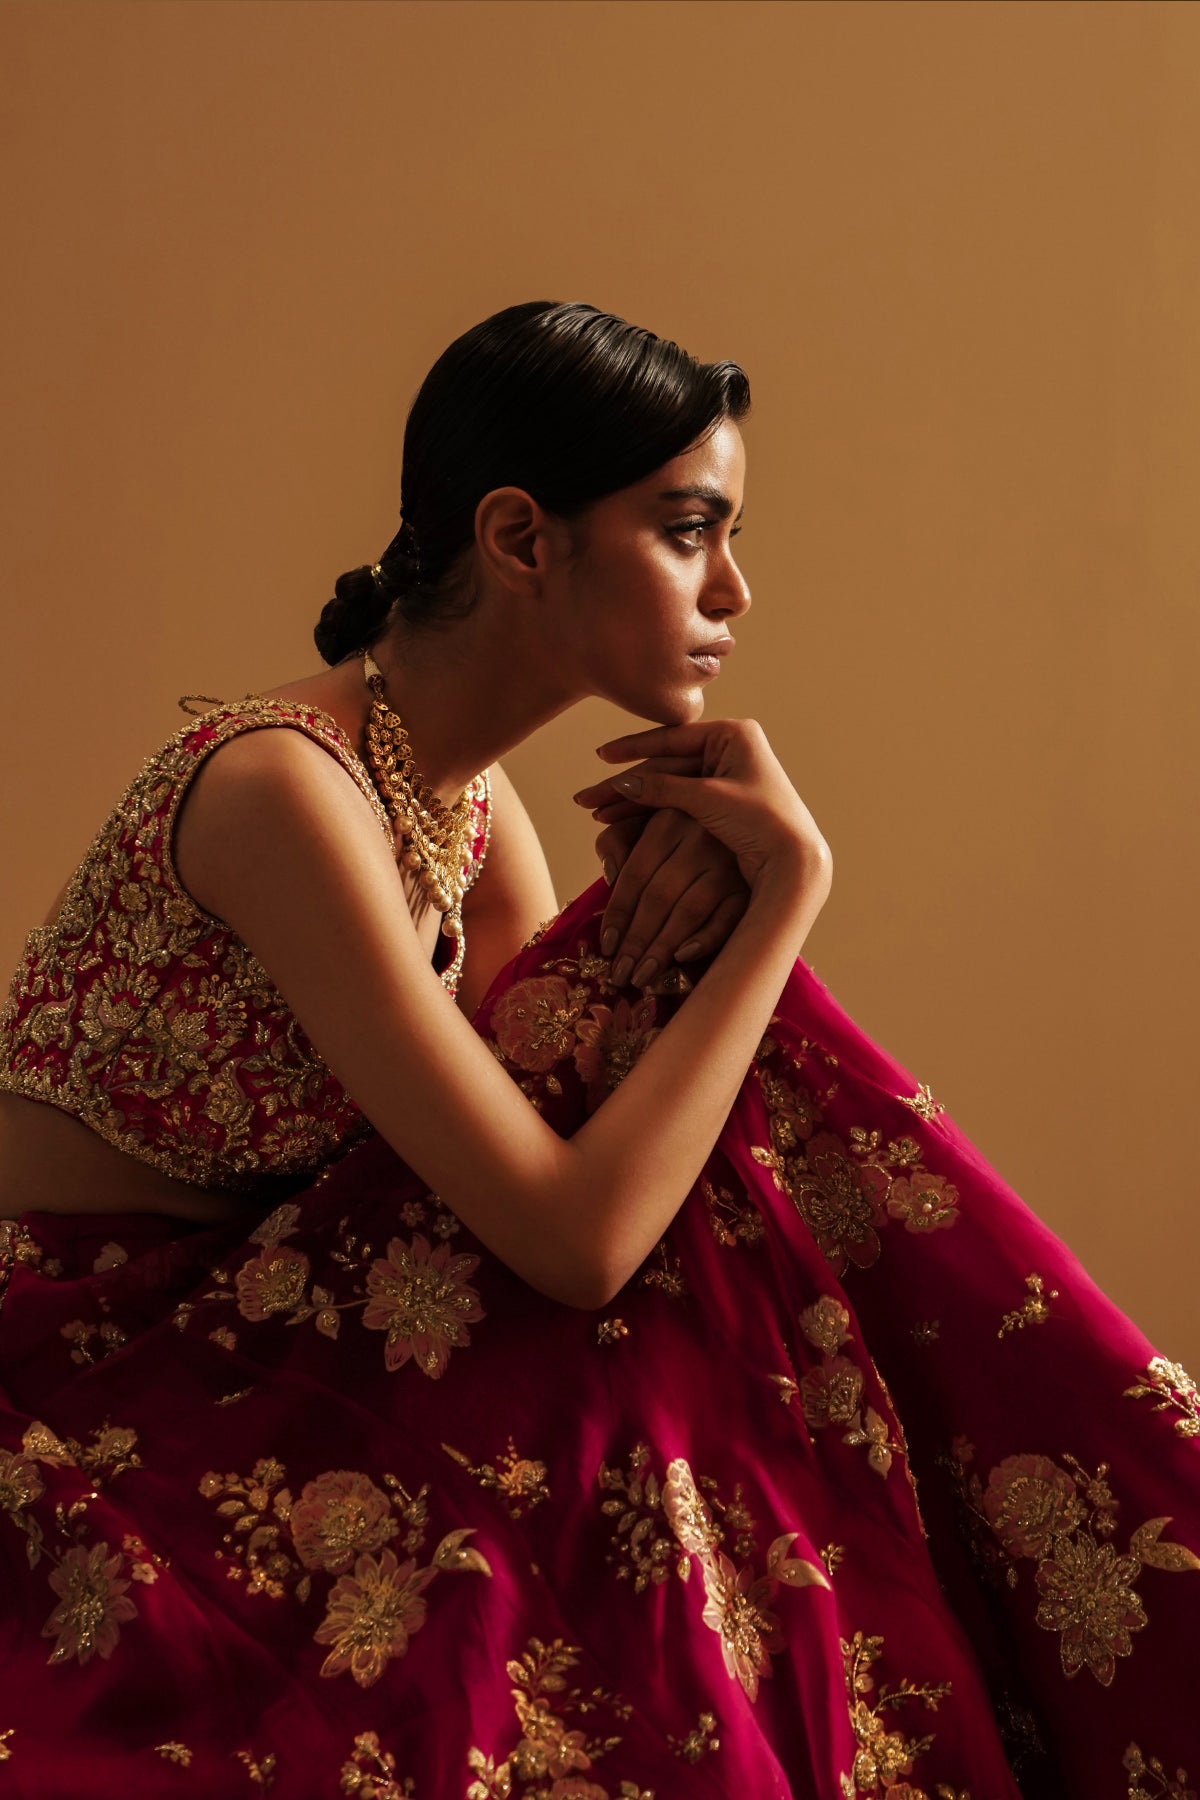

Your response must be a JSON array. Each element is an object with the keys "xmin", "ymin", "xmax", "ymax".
[
  {"xmin": 586, "ymin": 806, "xmax": 751, "ymax": 988},
  {"xmin": 574, "ymin": 719, "xmax": 830, "ymax": 896}
]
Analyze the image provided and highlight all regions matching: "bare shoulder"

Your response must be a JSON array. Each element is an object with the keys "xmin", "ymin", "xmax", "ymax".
[{"xmin": 174, "ymin": 722, "xmax": 395, "ymax": 921}]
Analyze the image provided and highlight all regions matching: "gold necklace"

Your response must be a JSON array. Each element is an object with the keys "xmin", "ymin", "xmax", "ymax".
[{"xmin": 362, "ymin": 649, "xmax": 481, "ymax": 994}]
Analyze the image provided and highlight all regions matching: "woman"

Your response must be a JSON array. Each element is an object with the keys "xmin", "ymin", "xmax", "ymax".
[{"xmin": 0, "ymin": 301, "xmax": 1194, "ymax": 1799}]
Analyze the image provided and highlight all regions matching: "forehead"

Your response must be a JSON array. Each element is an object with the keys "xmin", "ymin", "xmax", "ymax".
[{"xmin": 642, "ymin": 417, "xmax": 746, "ymax": 502}]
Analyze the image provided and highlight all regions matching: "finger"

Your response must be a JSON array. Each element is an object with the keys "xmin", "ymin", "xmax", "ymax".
[
  {"xmin": 672, "ymin": 889, "xmax": 750, "ymax": 961},
  {"xmin": 610, "ymin": 870, "xmax": 727, "ymax": 989},
  {"xmin": 573, "ymin": 755, "xmax": 702, "ymax": 802},
  {"xmin": 597, "ymin": 814, "xmax": 691, "ymax": 961},
  {"xmin": 590, "ymin": 800, "xmax": 647, "ymax": 824},
  {"xmin": 594, "ymin": 721, "xmax": 717, "ymax": 760},
  {"xmin": 595, "ymin": 818, "xmax": 643, "ymax": 883},
  {"xmin": 630, "ymin": 881, "xmax": 744, "ymax": 980}
]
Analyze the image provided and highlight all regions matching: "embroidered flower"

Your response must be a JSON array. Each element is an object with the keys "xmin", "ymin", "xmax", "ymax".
[
  {"xmin": 849, "ymin": 1700, "xmax": 918, "ymax": 1789},
  {"xmin": 291, "ymin": 1470, "xmax": 399, "ymax": 1574},
  {"xmin": 572, "ymin": 996, "xmax": 661, "ymax": 1103},
  {"xmin": 511, "ymin": 1696, "xmax": 591, "ymax": 1779},
  {"xmin": 362, "ymin": 1234, "xmax": 484, "ymax": 1377},
  {"xmin": 700, "ymin": 1549, "xmax": 785, "ymax": 1702},
  {"xmin": 1034, "ymin": 1533, "xmax": 1147, "ymax": 1684},
  {"xmin": 798, "ymin": 1294, "xmax": 852, "ymax": 1357},
  {"xmin": 800, "ymin": 1356, "xmax": 865, "ymax": 1429},
  {"xmin": 41, "ymin": 1541, "xmax": 138, "ymax": 1665},
  {"xmin": 491, "ymin": 976, "xmax": 586, "ymax": 1072},
  {"xmin": 885, "ymin": 1171, "xmax": 960, "ymax": 1232},
  {"xmin": 982, "ymin": 1454, "xmax": 1083, "ymax": 1560},
  {"xmin": 235, "ymin": 1245, "xmax": 310, "ymax": 1321},
  {"xmin": 314, "ymin": 1548, "xmax": 436, "ymax": 1687},
  {"xmin": 546, "ymin": 1782, "xmax": 609, "ymax": 1799},
  {"xmin": 0, "ymin": 1450, "xmax": 43, "ymax": 1514},
  {"xmin": 788, "ymin": 1132, "xmax": 890, "ymax": 1273}
]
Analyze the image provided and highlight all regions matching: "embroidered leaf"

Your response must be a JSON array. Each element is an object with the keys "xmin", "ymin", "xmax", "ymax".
[
  {"xmin": 766, "ymin": 1533, "xmax": 831, "ymax": 1589},
  {"xmin": 432, "ymin": 1527, "xmax": 493, "ymax": 1577},
  {"xmin": 1130, "ymin": 1516, "xmax": 1200, "ymax": 1573}
]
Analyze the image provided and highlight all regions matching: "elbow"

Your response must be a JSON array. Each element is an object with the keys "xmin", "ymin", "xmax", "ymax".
[{"xmin": 523, "ymin": 1245, "xmax": 629, "ymax": 1313}]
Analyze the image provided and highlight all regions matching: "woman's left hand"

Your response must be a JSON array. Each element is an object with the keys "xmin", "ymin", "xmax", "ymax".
[{"xmin": 572, "ymin": 778, "xmax": 751, "ymax": 989}]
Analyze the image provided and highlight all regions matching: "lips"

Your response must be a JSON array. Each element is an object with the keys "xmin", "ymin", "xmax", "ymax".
[{"xmin": 689, "ymin": 637, "xmax": 735, "ymax": 657}]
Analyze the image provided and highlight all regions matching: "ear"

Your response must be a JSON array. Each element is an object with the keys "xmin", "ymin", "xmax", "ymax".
[{"xmin": 473, "ymin": 486, "xmax": 568, "ymax": 597}]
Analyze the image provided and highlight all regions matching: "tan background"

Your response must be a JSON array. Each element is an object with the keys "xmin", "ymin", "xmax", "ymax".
[{"xmin": 2, "ymin": 2, "xmax": 1197, "ymax": 1362}]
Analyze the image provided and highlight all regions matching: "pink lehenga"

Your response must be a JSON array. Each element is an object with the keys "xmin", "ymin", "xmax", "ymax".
[{"xmin": 1, "ymin": 726, "xmax": 1198, "ymax": 1797}]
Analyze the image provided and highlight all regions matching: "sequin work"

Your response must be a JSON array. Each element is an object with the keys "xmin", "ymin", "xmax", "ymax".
[{"xmin": 0, "ymin": 697, "xmax": 490, "ymax": 1192}]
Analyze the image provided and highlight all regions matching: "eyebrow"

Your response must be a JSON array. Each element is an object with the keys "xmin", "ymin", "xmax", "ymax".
[{"xmin": 657, "ymin": 484, "xmax": 745, "ymax": 523}]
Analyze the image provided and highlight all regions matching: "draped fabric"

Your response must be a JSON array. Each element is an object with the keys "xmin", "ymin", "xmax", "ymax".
[{"xmin": 1, "ymin": 877, "xmax": 1196, "ymax": 1798}]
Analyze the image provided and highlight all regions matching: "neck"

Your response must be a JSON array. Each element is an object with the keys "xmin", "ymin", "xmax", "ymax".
[{"xmin": 350, "ymin": 601, "xmax": 584, "ymax": 803}]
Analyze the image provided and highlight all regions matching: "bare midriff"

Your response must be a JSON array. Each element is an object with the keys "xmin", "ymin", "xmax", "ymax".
[{"xmin": 0, "ymin": 1092, "xmax": 246, "ymax": 1224}]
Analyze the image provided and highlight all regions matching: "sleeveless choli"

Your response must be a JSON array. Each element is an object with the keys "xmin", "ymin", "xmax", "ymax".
[
  {"xmin": 0, "ymin": 695, "xmax": 492, "ymax": 1195},
  {"xmin": 0, "ymin": 853, "xmax": 1197, "ymax": 1790}
]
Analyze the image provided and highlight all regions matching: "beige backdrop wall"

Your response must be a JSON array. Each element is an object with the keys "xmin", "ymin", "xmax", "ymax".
[{"xmin": 2, "ymin": 1, "xmax": 1197, "ymax": 1364}]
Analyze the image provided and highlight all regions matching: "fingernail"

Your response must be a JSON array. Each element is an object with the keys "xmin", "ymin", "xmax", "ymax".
[
  {"xmin": 676, "ymin": 939, "xmax": 703, "ymax": 961},
  {"xmin": 610, "ymin": 773, "xmax": 641, "ymax": 796},
  {"xmin": 601, "ymin": 926, "xmax": 619, "ymax": 956},
  {"xmin": 631, "ymin": 957, "xmax": 657, "ymax": 987},
  {"xmin": 602, "ymin": 858, "xmax": 617, "ymax": 886},
  {"xmin": 612, "ymin": 954, "xmax": 634, "ymax": 987}
]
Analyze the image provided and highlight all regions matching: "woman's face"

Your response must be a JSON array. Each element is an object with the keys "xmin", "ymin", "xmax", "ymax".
[{"xmin": 557, "ymin": 417, "xmax": 751, "ymax": 725}]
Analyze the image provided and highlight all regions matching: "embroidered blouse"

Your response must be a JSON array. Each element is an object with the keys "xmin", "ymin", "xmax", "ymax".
[{"xmin": 0, "ymin": 696, "xmax": 492, "ymax": 1194}]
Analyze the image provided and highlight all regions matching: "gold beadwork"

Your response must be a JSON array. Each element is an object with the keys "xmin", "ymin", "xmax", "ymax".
[{"xmin": 361, "ymin": 650, "xmax": 484, "ymax": 995}]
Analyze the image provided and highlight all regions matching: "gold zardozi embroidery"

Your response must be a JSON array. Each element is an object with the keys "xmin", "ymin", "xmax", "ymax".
[{"xmin": 0, "ymin": 697, "xmax": 490, "ymax": 1192}]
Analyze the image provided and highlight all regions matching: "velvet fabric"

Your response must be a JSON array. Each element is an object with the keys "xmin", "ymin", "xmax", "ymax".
[{"xmin": 1, "ymin": 877, "xmax": 1196, "ymax": 1798}]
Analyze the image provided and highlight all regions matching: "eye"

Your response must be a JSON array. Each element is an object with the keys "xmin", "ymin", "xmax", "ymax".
[{"xmin": 669, "ymin": 519, "xmax": 744, "ymax": 547}]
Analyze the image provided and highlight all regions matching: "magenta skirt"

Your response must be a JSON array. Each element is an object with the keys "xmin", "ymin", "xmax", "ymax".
[{"xmin": 1, "ymin": 878, "xmax": 1197, "ymax": 1797}]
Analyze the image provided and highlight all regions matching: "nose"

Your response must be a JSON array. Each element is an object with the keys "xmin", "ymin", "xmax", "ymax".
[{"xmin": 705, "ymin": 541, "xmax": 752, "ymax": 620}]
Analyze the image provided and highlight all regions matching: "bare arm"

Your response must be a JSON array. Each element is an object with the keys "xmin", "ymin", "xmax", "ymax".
[{"xmin": 175, "ymin": 729, "xmax": 827, "ymax": 1310}]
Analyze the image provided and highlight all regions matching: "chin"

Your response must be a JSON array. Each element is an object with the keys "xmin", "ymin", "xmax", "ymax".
[{"xmin": 637, "ymin": 690, "xmax": 705, "ymax": 728}]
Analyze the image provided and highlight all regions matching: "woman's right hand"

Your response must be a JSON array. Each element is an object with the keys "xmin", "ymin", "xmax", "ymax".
[{"xmin": 572, "ymin": 717, "xmax": 832, "ymax": 900}]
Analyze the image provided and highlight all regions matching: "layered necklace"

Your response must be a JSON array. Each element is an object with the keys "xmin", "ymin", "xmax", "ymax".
[{"xmin": 361, "ymin": 648, "xmax": 483, "ymax": 995}]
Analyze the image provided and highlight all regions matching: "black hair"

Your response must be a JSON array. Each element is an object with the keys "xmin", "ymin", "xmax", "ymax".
[{"xmin": 314, "ymin": 299, "xmax": 751, "ymax": 665}]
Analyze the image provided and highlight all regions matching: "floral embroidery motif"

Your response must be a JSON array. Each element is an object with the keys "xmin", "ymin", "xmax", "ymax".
[
  {"xmin": 997, "ymin": 1273, "xmax": 1060, "ymax": 1338},
  {"xmin": 897, "ymin": 1082, "xmax": 946, "ymax": 1123},
  {"xmin": 885, "ymin": 1171, "xmax": 960, "ymax": 1234},
  {"xmin": 314, "ymin": 1548, "xmax": 438, "ymax": 1687},
  {"xmin": 491, "ymin": 976, "xmax": 590, "ymax": 1072},
  {"xmin": 291, "ymin": 1471, "xmax": 400, "ymax": 1573},
  {"xmin": 442, "ymin": 1439, "xmax": 551, "ymax": 1519},
  {"xmin": 0, "ymin": 1220, "xmax": 62, "ymax": 1313},
  {"xmin": 42, "ymin": 1541, "xmax": 138, "ymax": 1665},
  {"xmin": 596, "ymin": 1318, "xmax": 629, "ymax": 1346},
  {"xmin": 941, "ymin": 1440, "xmax": 1200, "ymax": 1685},
  {"xmin": 572, "ymin": 995, "xmax": 661, "ymax": 1111},
  {"xmin": 749, "ymin": 1044, "xmax": 958, "ymax": 1275},
  {"xmin": 794, "ymin": 1295, "xmax": 901, "ymax": 1480},
  {"xmin": 362, "ymin": 1234, "xmax": 485, "ymax": 1376},
  {"xmin": 340, "ymin": 1731, "xmax": 416, "ymax": 1797},
  {"xmin": 841, "ymin": 1630, "xmax": 954, "ymax": 1795},
  {"xmin": 1124, "ymin": 1743, "xmax": 1196, "ymax": 1799},
  {"xmin": 201, "ymin": 1211, "xmax": 486, "ymax": 1379},
  {"xmin": 199, "ymin": 1455, "xmax": 489, "ymax": 1686},
  {"xmin": 0, "ymin": 1418, "xmax": 149, "ymax": 1666},
  {"xmin": 154, "ymin": 1742, "xmax": 193, "ymax": 1766},
  {"xmin": 466, "ymin": 1637, "xmax": 646, "ymax": 1800},
  {"xmin": 661, "ymin": 1457, "xmax": 829, "ymax": 1702},
  {"xmin": 666, "ymin": 1712, "xmax": 720, "ymax": 1763},
  {"xmin": 702, "ymin": 1175, "xmax": 765, "ymax": 1247},
  {"xmin": 1124, "ymin": 1357, "xmax": 1200, "ymax": 1439}
]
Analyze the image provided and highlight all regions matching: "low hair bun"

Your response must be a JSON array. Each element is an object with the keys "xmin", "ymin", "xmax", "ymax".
[{"xmin": 313, "ymin": 564, "xmax": 393, "ymax": 666}]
